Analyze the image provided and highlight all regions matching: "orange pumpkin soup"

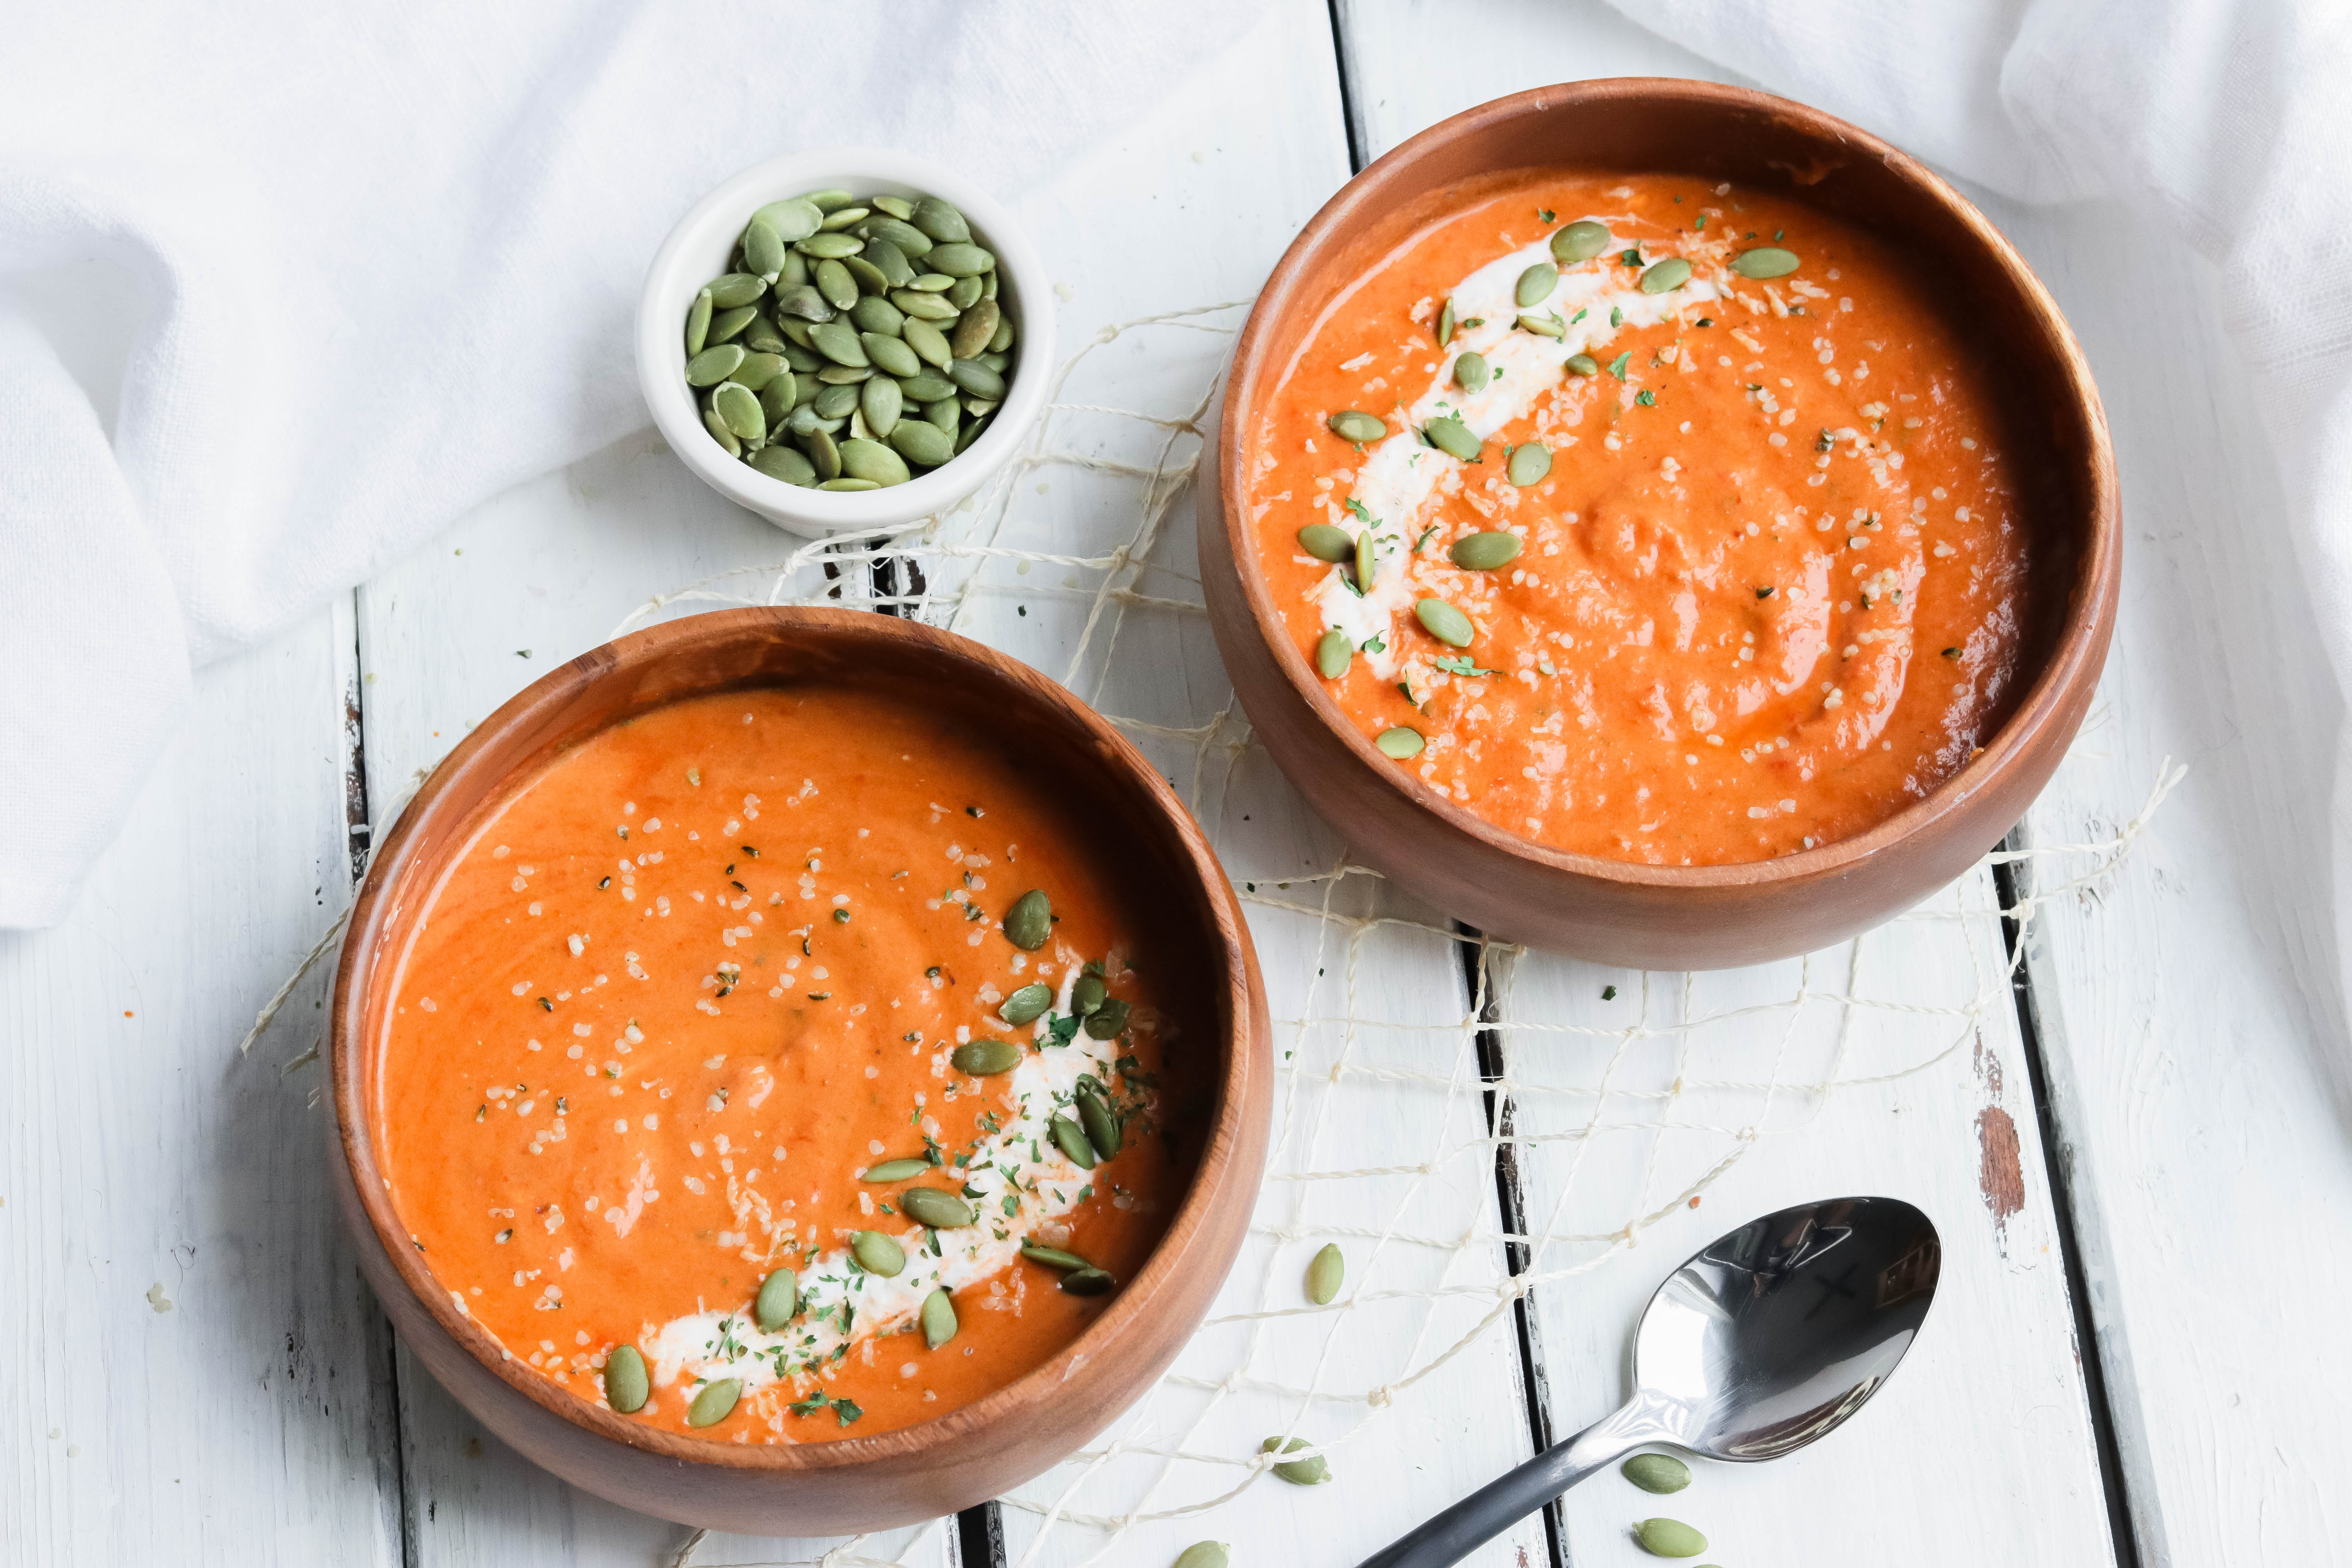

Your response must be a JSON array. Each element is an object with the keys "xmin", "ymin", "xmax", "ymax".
[
  {"xmin": 373, "ymin": 681, "xmax": 1201, "ymax": 1443},
  {"xmin": 1247, "ymin": 173, "xmax": 2033, "ymax": 864}
]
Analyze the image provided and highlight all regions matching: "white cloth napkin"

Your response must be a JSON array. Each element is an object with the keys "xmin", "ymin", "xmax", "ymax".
[{"xmin": 0, "ymin": 0, "xmax": 1260, "ymax": 928}]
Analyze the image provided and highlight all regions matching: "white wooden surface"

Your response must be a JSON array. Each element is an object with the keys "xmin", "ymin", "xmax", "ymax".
[{"xmin": 11, "ymin": 2, "xmax": 2345, "ymax": 1564}]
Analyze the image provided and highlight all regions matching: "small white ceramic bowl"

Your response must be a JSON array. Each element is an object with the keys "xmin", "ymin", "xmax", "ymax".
[{"xmin": 637, "ymin": 148, "xmax": 1053, "ymax": 537}]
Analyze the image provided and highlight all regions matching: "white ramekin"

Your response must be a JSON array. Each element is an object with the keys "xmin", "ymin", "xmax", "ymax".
[{"xmin": 636, "ymin": 149, "xmax": 1053, "ymax": 537}]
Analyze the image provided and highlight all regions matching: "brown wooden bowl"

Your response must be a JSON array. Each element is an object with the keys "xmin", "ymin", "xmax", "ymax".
[
  {"xmin": 329, "ymin": 607, "xmax": 1270, "ymax": 1534},
  {"xmin": 1198, "ymin": 78, "xmax": 2118, "ymax": 969}
]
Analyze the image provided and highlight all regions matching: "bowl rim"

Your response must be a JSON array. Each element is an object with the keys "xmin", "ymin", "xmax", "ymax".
[
  {"xmin": 635, "ymin": 147, "xmax": 1056, "ymax": 535},
  {"xmin": 1216, "ymin": 77, "xmax": 2120, "ymax": 891},
  {"xmin": 330, "ymin": 605, "xmax": 1261, "ymax": 1472}
]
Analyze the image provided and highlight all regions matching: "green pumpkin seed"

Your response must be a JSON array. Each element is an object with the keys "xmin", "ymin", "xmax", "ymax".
[
  {"xmin": 1305, "ymin": 1242, "xmax": 1344, "ymax": 1305},
  {"xmin": 902, "ymin": 317, "xmax": 953, "ymax": 370},
  {"xmin": 1314, "ymin": 628, "xmax": 1352, "ymax": 679},
  {"xmin": 911, "ymin": 196, "xmax": 971, "ymax": 244},
  {"xmin": 1172, "ymin": 1544, "xmax": 1230, "ymax": 1568},
  {"xmin": 757, "ymin": 374, "xmax": 797, "ymax": 425},
  {"xmin": 864, "ymin": 333, "xmax": 922, "ymax": 379},
  {"xmin": 839, "ymin": 436, "xmax": 909, "ymax": 486},
  {"xmin": 712, "ymin": 383, "xmax": 764, "ymax": 443},
  {"xmin": 749, "ymin": 443, "xmax": 816, "ymax": 486},
  {"xmin": 815, "ymin": 258, "xmax": 858, "ymax": 312},
  {"xmin": 850, "ymin": 1230, "xmax": 906, "ymax": 1277},
  {"xmin": 865, "ymin": 236, "xmax": 915, "ymax": 288},
  {"xmin": 1437, "ymin": 298, "xmax": 1455, "ymax": 347},
  {"xmin": 1515, "ymin": 312, "xmax": 1565, "ymax": 339},
  {"xmin": 1005, "ymin": 889, "xmax": 1052, "ymax": 949},
  {"xmin": 1566, "ymin": 352, "xmax": 1599, "ymax": 376},
  {"xmin": 1640, "ymin": 257, "xmax": 1693, "ymax": 294},
  {"xmin": 890, "ymin": 418, "xmax": 956, "ymax": 468},
  {"xmin": 603, "ymin": 1345, "xmax": 650, "ymax": 1413},
  {"xmin": 752, "ymin": 198, "xmax": 822, "ymax": 243},
  {"xmin": 1261, "ymin": 1436, "xmax": 1330, "ymax": 1485},
  {"xmin": 686, "ymin": 1377, "xmax": 740, "ymax": 1428},
  {"xmin": 1733, "ymin": 245, "xmax": 1800, "ymax": 279},
  {"xmin": 853, "ymin": 195, "xmax": 901, "ymax": 223},
  {"xmin": 900, "ymin": 1186, "xmax": 975, "ymax": 1229},
  {"xmin": 1452, "ymin": 530, "xmax": 1523, "ymax": 570},
  {"xmin": 894, "ymin": 288, "xmax": 960, "ymax": 321},
  {"xmin": 850, "ymin": 295, "xmax": 906, "ymax": 336},
  {"xmin": 1002, "ymin": 982, "xmax": 1054, "ymax": 1024},
  {"xmin": 1515, "ymin": 262, "xmax": 1560, "ymax": 307},
  {"xmin": 809, "ymin": 321, "xmax": 868, "ymax": 368},
  {"xmin": 1050, "ymin": 1113, "xmax": 1098, "ymax": 1170},
  {"xmin": 742, "ymin": 317, "xmax": 788, "ymax": 355},
  {"xmin": 796, "ymin": 232, "xmax": 864, "ymax": 260},
  {"xmin": 754, "ymin": 1267, "xmax": 799, "ymax": 1330},
  {"xmin": 951, "ymin": 1036, "xmax": 1020, "ymax": 1075},
  {"xmin": 951, "ymin": 299, "xmax": 1001, "ymax": 360},
  {"xmin": 686, "ymin": 343, "xmax": 747, "ymax": 387},
  {"xmin": 906, "ymin": 272, "xmax": 955, "ymax": 292},
  {"xmin": 1507, "ymin": 443, "xmax": 1552, "ymax": 487},
  {"xmin": 1071, "ymin": 973, "xmax": 1107, "ymax": 1016},
  {"xmin": 1416, "ymin": 597, "xmax": 1475, "ymax": 647},
  {"xmin": 899, "ymin": 369, "xmax": 957, "ymax": 401},
  {"xmin": 818, "ymin": 477, "xmax": 880, "ymax": 491},
  {"xmin": 708, "ymin": 305, "xmax": 758, "ymax": 344},
  {"xmin": 702, "ymin": 406, "xmax": 742, "ymax": 457},
  {"xmin": 1621, "ymin": 1453, "xmax": 1691, "ymax": 1494},
  {"xmin": 921, "ymin": 1287, "xmax": 957, "ymax": 1349},
  {"xmin": 860, "ymin": 374, "xmax": 904, "ymax": 437},
  {"xmin": 731, "ymin": 351, "xmax": 786, "ymax": 392},
  {"xmin": 922, "ymin": 396, "xmax": 961, "ymax": 434},
  {"xmin": 779, "ymin": 337, "xmax": 821, "ymax": 370},
  {"xmin": 778, "ymin": 250, "xmax": 809, "ymax": 289},
  {"xmin": 1354, "ymin": 526, "xmax": 1379, "ymax": 592},
  {"xmin": 1375, "ymin": 726, "xmax": 1424, "ymax": 759},
  {"xmin": 1297, "ymin": 523, "xmax": 1355, "ymax": 562},
  {"xmin": 980, "ymin": 269, "xmax": 1000, "ymax": 300},
  {"xmin": 842, "ymin": 255, "xmax": 889, "ymax": 296},
  {"xmin": 816, "ymin": 364, "xmax": 873, "ymax": 385},
  {"xmin": 707, "ymin": 272, "xmax": 767, "ymax": 309},
  {"xmin": 1083, "ymin": 999, "xmax": 1130, "ymax": 1039},
  {"xmin": 812, "ymin": 383, "xmax": 860, "ymax": 420},
  {"xmin": 742, "ymin": 216, "xmax": 787, "ymax": 279},
  {"xmin": 947, "ymin": 273, "xmax": 985, "ymax": 310},
  {"xmin": 1059, "ymin": 1267, "xmax": 1114, "ymax": 1296},
  {"xmin": 863, "ymin": 1157, "xmax": 932, "ymax": 1183},
  {"xmin": 862, "ymin": 215, "xmax": 934, "ymax": 257},
  {"xmin": 774, "ymin": 284, "xmax": 835, "ymax": 322},
  {"xmin": 946, "ymin": 358, "xmax": 1005, "ymax": 399},
  {"xmin": 928, "ymin": 242, "xmax": 995, "ymax": 278},
  {"xmin": 1327, "ymin": 410, "xmax": 1387, "ymax": 443},
  {"xmin": 802, "ymin": 426, "xmax": 842, "ymax": 480},
  {"xmin": 1453, "ymin": 352, "xmax": 1490, "ymax": 393},
  {"xmin": 684, "ymin": 289, "xmax": 713, "ymax": 357},
  {"xmin": 989, "ymin": 313, "xmax": 1015, "ymax": 353},
  {"xmin": 1633, "ymin": 1519, "xmax": 1707, "ymax": 1557},
  {"xmin": 818, "ymin": 204, "xmax": 870, "ymax": 232},
  {"xmin": 1020, "ymin": 1240, "xmax": 1093, "ymax": 1271},
  {"xmin": 1424, "ymin": 416, "xmax": 1481, "ymax": 461},
  {"xmin": 804, "ymin": 189, "xmax": 855, "ymax": 213},
  {"xmin": 1552, "ymin": 219, "xmax": 1611, "ymax": 262},
  {"xmin": 1078, "ymin": 1091, "xmax": 1121, "ymax": 1159}
]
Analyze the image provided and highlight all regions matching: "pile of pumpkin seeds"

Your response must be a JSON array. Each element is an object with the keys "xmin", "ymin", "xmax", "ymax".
[{"xmin": 683, "ymin": 187, "xmax": 1016, "ymax": 490}]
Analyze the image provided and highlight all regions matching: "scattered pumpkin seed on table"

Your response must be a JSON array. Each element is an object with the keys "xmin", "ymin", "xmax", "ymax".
[
  {"xmin": 1633, "ymin": 1518, "xmax": 1708, "ymax": 1558},
  {"xmin": 684, "ymin": 185, "xmax": 1016, "ymax": 486},
  {"xmin": 1305, "ymin": 1242, "xmax": 1344, "ymax": 1305},
  {"xmin": 1621, "ymin": 1452, "xmax": 1692, "ymax": 1494},
  {"xmin": 1172, "ymin": 1544, "xmax": 1230, "ymax": 1568},
  {"xmin": 1261, "ymin": 1435, "xmax": 1331, "ymax": 1485}
]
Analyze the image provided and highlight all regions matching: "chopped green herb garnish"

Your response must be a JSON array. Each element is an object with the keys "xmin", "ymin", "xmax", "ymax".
[
  {"xmin": 1607, "ymin": 352, "xmax": 1632, "ymax": 380},
  {"xmin": 1635, "ymin": 389, "xmax": 1655, "ymax": 406}
]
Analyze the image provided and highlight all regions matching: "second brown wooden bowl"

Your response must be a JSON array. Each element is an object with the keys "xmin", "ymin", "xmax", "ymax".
[
  {"xmin": 329, "ymin": 607, "xmax": 1271, "ymax": 1534},
  {"xmin": 1198, "ymin": 79, "xmax": 2118, "ymax": 969}
]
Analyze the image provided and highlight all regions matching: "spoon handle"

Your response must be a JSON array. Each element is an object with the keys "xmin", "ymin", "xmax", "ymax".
[{"xmin": 1354, "ymin": 1399, "xmax": 1661, "ymax": 1568}]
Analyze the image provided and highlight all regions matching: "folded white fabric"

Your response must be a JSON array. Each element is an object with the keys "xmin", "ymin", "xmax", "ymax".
[{"xmin": 0, "ymin": 0, "xmax": 1261, "ymax": 928}]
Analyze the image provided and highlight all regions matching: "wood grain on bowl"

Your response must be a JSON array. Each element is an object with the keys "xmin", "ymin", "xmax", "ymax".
[
  {"xmin": 1199, "ymin": 79, "xmax": 2117, "ymax": 968},
  {"xmin": 330, "ymin": 608, "xmax": 1269, "ymax": 1534}
]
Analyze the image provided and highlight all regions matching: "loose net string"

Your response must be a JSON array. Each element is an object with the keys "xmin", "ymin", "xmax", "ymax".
[{"xmin": 246, "ymin": 301, "xmax": 2178, "ymax": 1568}]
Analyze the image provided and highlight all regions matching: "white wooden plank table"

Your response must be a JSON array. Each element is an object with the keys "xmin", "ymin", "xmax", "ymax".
[{"xmin": 7, "ymin": 3, "xmax": 2340, "ymax": 1564}]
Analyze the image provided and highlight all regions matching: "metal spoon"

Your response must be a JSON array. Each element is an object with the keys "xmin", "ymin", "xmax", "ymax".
[{"xmin": 1358, "ymin": 1195, "xmax": 1941, "ymax": 1568}]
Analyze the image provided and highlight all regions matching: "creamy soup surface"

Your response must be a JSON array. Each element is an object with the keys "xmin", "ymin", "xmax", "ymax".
[
  {"xmin": 1247, "ymin": 171, "xmax": 2034, "ymax": 864},
  {"xmin": 376, "ymin": 682, "xmax": 1201, "ymax": 1443}
]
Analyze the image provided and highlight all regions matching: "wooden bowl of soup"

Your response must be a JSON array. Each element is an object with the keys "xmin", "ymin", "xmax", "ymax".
[
  {"xmin": 329, "ymin": 608, "xmax": 1270, "ymax": 1534},
  {"xmin": 1198, "ymin": 79, "xmax": 2117, "ymax": 968}
]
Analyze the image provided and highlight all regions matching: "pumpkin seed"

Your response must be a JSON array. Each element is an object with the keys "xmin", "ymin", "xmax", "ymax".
[
  {"xmin": 895, "ymin": 288, "xmax": 960, "ymax": 321},
  {"xmin": 603, "ymin": 1345, "xmax": 650, "ymax": 1413},
  {"xmin": 1002, "ymin": 982, "xmax": 1054, "ymax": 1024},
  {"xmin": 955, "ymin": 416, "xmax": 989, "ymax": 456},
  {"xmin": 864, "ymin": 332, "xmax": 922, "ymax": 379},
  {"xmin": 890, "ymin": 418, "xmax": 956, "ymax": 468},
  {"xmin": 1437, "ymin": 298, "xmax": 1455, "ymax": 347},
  {"xmin": 743, "ymin": 317, "xmax": 789, "ymax": 355},
  {"xmin": 1515, "ymin": 312, "xmax": 1564, "ymax": 339},
  {"xmin": 899, "ymin": 1186, "xmax": 975, "ymax": 1229},
  {"xmin": 899, "ymin": 369, "xmax": 957, "ymax": 402},
  {"xmin": 1375, "ymin": 726, "xmax": 1424, "ymax": 759},
  {"xmin": 775, "ymin": 284, "xmax": 835, "ymax": 322},
  {"xmin": 780, "ymin": 340, "xmax": 821, "ymax": 373},
  {"xmin": 862, "ymin": 215, "xmax": 934, "ymax": 257},
  {"xmin": 1020, "ymin": 1240, "xmax": 1093, "ymax": 1271},
  {"xmin": 753, "ymin": 198, "xmax": 823, "ymax": 243},
  {"xmin": 1261, "ymin": 1436, "xmax": 1330, "ymax": 1485},
  {"xmin": 808, "ymin": 321, "xmax": 868, "ymax": 368},
  {"xmin": 812, "ymin": 383, "xmax": 860, "ymax": 420},
  {"xmin": 1507, "ymin": 442, "xmax": 1552, "ymax": 487},
  {"xmin": 989, "ymin": 313, "xmax": 1014, "ymax": 353},
  {"xmin": 911, "ymin": 196, "xmax": 971, "ymax": 243},
  {"xmin": 1071, "ymin": 973, "xmax": 1106, "ymax": 1016},
  {"xmin": 1050, "ymin": 1113, "xmax": 1098, "ymax": 1170},
  {"xmin": 1621, "ymin": 1453, "xmax": 1691, "ymax": 1494},
  {"xmin": 796, "ymin": 232, "xmax": 864, "ymax": 260},
  {"xmin": 928, "ymin": 242, "xmax": 995, "ymax": 278},
  {"xmin": 1354, "ymin": 526, "xmax": 1380, "ymax": 591},
  {"xmin": 903, "ymin": 317, "xmax": 953, "ymax": 370},
  {"xmin": 1423, "ymin": 416, "xmax": 1481, "ymax": 461},
  {"xmin": 742, "ymin": 216, "xmax": 787, "ymax": 279},
  {"xmin": 947, "ymin": 358, "xmax": 1005, "ymax": 399},
  {"xmin": 850, "ymin": 294, "xmax": 906, "ymax": 336},
  {"xmin": 730, "ymin": 351, "xmax": 786, "ymax": 392},
  {"xmin": 923, "ymin": 396, "xmax": 961, "ymax": 434},
  {"xmin": 1633, "ymin": 1519, "xmax": 1707, "ymax": 1557},
  {"xmin": 708, "ymin": 305, "xmax": 759, "ymax": 344},
  {"xmin": 842, "ymin": 255, "xmax": 889, "ymax": 296},
  {"xmin": 1005, "ymin": 889, "xmax": 1052, "ymax": 949},
  {"xmin": 1084, "ymin": 999, "xmax": 1130, "ymax": 1039},
  {"xmin": 756, "ymin": 375, "xmax": 798, "ymax": 425},
  {"xmin": 1058, "ymin": 1267, "xmax": 1115, "ymax": 1296},
  {"xmin": 921, "ymin": 1288, "xmax": 958, "ymax": 1349},
  {"xmin": 1305, "ymin": 1242, "xmax": 1344, "ymax": 1305},
  {"xmin": 712, "ymin": 383, "xmax": 765, "ymax": 443},
  {"xmin": 754, "ymin": 1267, "xmax": 799, "ymax": 1330},
  {"xmin": 1566, "ymin": 352, "xmax": 1599, "ymax": 376},
  {"xmin": 686, "ymin": 1377, "xmax": 741, "ymax": 1428},
  {"xmin": 707, "ymin": 272, "xmax": 767, "ymax": 309},
  {"xmin": 951, "ymin": 299, "xmax": 1001, "ymax": 360},
  {"xmin": 1078, "ymin": 1090, "xmax": 1122, "ymax": 1159},
  {"xmin": 686, "ymin": 343, "xmax": 747, "ymax": 387},
  {"xmin": 871, "ymin": 194, "xmax": 914, "ymax": 221},
  {"xmin": 1327, "ymin": 410, "xmax": 1387, "ymax": 443},
  {"xmin": 816, "ymin": 364, "xmax": 872, "ymax": 386},
  {"xmin": 1298, "ymin": 523, "xmax": 1355, "ymax": 562},
  {"xmin": 814, "ymin": 258, "xmax": 858, "ymax": 311},
  {"xmin": 860, "ymin": 375, "xmax": 904, "ymax": 438},
  {"xmin": 685, "ymin": 289, "xmax": 713, "ymax": 356},
  {"xmin": 803, "ymin": 426, "xmax": 842, "ymax": 480},
  {"xmin": 1416, "ymin": 597, "xmax": 1475, "ymax": 647},
  {"xmin": 1552, "ymin": 219, "xmax": 1611, "ymax": 262},
  {"xmin": 818, "ymin": 204, "xmax": 870, "ymax": 232},
  {"xmin": 951, "ymin": 1037, "xmax": 1020, "ymax": 1075},
  {"xmin": 850, "ymin": 1230, "xmax": 906, "ymax": 1277},
  {"xmin": 1733, "ymin": 245, "xmax": 1800, "ymax": 279},
  {"xmin": 865, "ymin": 236, "xmax": 915, "ymax": 288},
  {"xmin": 749, "ymin": 443, "xmax": 817, "ymax": 486},
  {"xmin": 1640, "ymin": 257, "xmax": 1693, "ymax": 294},
  {"xmin": 1515, "ymin": 262, "xmax": 1560, "ymax": 307},
  {"xmin": 702, "ymin": 406, "xmax": 741, "ymax": 457},
  {"xmin": 805, "ymin": 189, "xmax": 855, "ymax": 212},
  {"xmin": 862, "ymin": 1157, "xmax": 932, "ymax": 1183},
  {"xmin": 1314, "ymin": 628, "xmax": 1352, "ymax": 679},
  {"xmin": 1172, "ymin": 1544, "xmax": 1230, "ymax": 1568},
  {"xmin": 817, "ymin": 477, "xmax": 880, "ymax": 491},
  {"xmin": 840, "ymin": 437, "xmax": 909, "ymax": 486},
  {"xmin": 1451, "ymin": 530, "xmax": 1523, "ymax": 570},
  {"xmin": 906, "ymin": 272, "xmax": 955, "ymax": 292},
  {"xmin": 779, "ymin": 250, "xmax": 810, "ymax": 289},
  {"xmin": 1453, "ymin": 352, "xmax": 1490, "ymax": 393}
]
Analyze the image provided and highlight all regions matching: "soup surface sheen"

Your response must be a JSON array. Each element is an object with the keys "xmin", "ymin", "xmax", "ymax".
[
  {"xmin": 1247, "ymin": 172, "xmax": 2032, "ymax": 864},
  {"xmin": 376, "ymin": 683, "xmax": 1198, "ymax": 1443}
]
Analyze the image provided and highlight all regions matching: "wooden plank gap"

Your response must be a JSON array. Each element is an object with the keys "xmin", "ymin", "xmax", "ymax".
[{"xmin": 1325, "ymin": 0, "xmax": 1371, "ymax": 174}]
